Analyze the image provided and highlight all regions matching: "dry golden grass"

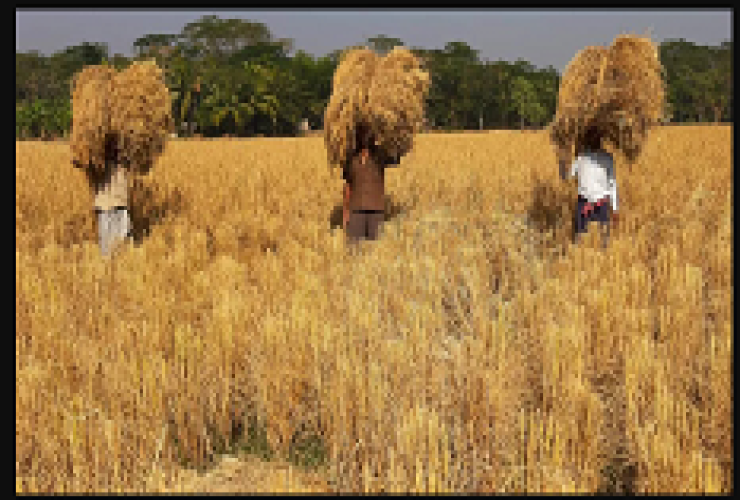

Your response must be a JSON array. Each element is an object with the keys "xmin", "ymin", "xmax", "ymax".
[{"xmin": 16, "ymin": 126, "xmax": 732, "ymax": 493}]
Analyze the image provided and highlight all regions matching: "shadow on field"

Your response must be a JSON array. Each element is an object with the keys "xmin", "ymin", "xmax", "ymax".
[
  {"xmin": 128, "ymin": 178, "xmax": 185, "ymax": 244},
  {"xmin": 54, "ymin": 212, "xmax": 98, "ymax": 248},
  {"xmin": 328, "ymin": 195, "xmax": 413, "ymax": 231},
  {"xmin": 598, "ymin": 448, "xmax": 638, "ymax": 495},
  {"xmin": 526, "ymin": 178, "xmax": 575, "ymax": 250}
]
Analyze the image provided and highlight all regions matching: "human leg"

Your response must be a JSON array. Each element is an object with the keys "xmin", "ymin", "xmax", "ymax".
[
  {"xmin": 365, "ymin": 212, "xmax": 385, "ymax": 241},
  {"xmin": 345, "ymin": 211, "xmax": 367, "ymax": 243}
]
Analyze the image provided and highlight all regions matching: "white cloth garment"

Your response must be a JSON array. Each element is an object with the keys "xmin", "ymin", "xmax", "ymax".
[
  {"xmin": 94, "ymin": 165, "xmax": 129, "ymax": 211},
  {"xmin": 97, "ymin": 208, "xmax": 131, "ymax": 257},
  {"xmin": 569, "ymin": 151, "xmax": 619, "ymax": 212}
]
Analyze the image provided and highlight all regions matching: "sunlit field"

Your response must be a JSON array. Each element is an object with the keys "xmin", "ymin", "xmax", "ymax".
[{"xmin": 16, "ymin": 126, "xmax": 732, "ymax": 493}]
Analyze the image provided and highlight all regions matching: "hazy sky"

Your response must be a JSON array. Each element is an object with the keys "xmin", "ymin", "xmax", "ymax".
[{"xmin": 16, "ymin": 10, "xmax": 732, "ymax": 72}]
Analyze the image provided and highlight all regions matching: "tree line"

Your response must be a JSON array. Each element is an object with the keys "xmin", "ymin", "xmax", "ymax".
[{"xmin": 16, "ymin": 15, "xmax": 733, "ymax": 139}]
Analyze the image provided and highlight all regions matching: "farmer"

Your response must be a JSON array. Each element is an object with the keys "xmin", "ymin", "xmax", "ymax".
[
  {"xmin": 71, "ymin": 61, "xmax": 171, "ymax": 258},
  {"xmin": 560, "ymin": 126, "xmax": 619, "ymax": 247},
  {"xmin": 90, "ymin": 136, "xmax": 131, "ymax": 257},
  {"xmin": 72, "ymin": 136, "xmax": 130, "ymax": 257},
  {"xmin": 551, "ymin": 35, "xmax": 665, "ymax": 249},
  {"xmin": 341, "ymin": 123, "xmax": 400, "ymax": 241},
  {"xmin": 326, "ymin": 46, "xmax": 429, "ymax": 243}
]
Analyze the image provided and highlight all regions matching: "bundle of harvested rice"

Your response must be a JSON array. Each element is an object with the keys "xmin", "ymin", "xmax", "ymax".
[
  {"xmin": 600, "ymin": 34, "xmax": 666, "ymax": 161},
  {"xmin": 550, "ymin": 35, "xmax": 665, "ymax": 163},
  {"xmin": 366, "ymin": 46, "xmax": 431, "ymax": 162},
  {"xmin": 324, "ymin": 48, "xmax": 379, "ymax": 168},
  {"xmin": 70, "ymin": 65, "xmax": 116, "ymax": 172},
  {"xmin": 331, "ymin": 47, "xmax": 379, "ymax": 93},
  {"xmin": 109, "ymin": 60, "xmax": 173, "ymax": 175},
  {"xmin": 549, "ymin": 45, "xmax": 609, "ymax": 161}
]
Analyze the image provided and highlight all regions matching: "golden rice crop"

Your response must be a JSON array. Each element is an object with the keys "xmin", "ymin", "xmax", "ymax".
[{"xmin": 16, "ymin": 125, "xmax": 732, "ymax": 493}]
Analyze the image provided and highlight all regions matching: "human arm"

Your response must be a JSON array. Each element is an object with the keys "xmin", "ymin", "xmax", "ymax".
[
  {"xmin": 341, "ymin": 160, "xmax": 351, "ymax": 229},
  {"xmin": 557, "ymin": 148, "xmax": 572, "ymax": 181},
  {"xmin": 607, "ymin": 157, "xmax": 619, "ymax": 230},
  {"xmin": 607, "ymin": 158, "xmax": 618, "ymax": 213},
  {"xmin": 563, "ymin": 156, "xmax": 580, "ymax": 182},
  {"xmin": 342, "ymin": 182, "xmax": 351, "ymax": 229},
  {"xmin": 559, "ymin": 159, "xmax": 569, "ymax": 181}
]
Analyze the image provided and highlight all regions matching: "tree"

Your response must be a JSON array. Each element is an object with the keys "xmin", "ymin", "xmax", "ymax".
[
  {"xmin": 22, "ymin": 16, "xmax": 731, "ymax": 141},
  {"xmin": 707, "ymin": 43, "xmax": 732, "ymax": 122},
  {"xmin": 510, "ymin": 76, "xmax": 546, "ymax": 129},
  {"xmin": 659, "ymin": 38, "xmax": 732, "ymax": 123},
  {"xmin": 179, "ymin": 15, "xmax": 288, "ymax": 60},
  {"xmin": 366, "ymin": 35, "xmax": 404, "ymax": 55},
  {"xmin": 484, "ymin": 61, "xmax": 512, "ymax": 128},
  {"xmin": 529, "ymin": 66, "xmax": 559, "ymax": 127},
  {"xmin": 195, "ymin": 60, "xmax": 286, "ymax": 137},
  {"xmin": 229, "ymin": 40, "xmax": 291, "ymax": 67},
  {"xmin": 422, "ymin": 43, "xmax": 478, "ymax": 129},
  {"xmin": 286, "ymin": 50, "xmax": 334, "ymax": 131},
  {"xmin": 55, "ymin": 41, "xmax": 108, "ymax": 67},
  {"xmin": 443, "ymin": 41, "xmax": 479, "ymax": 65},
  {"xmin": 16, "ymin": 51, "xmax": 50, "ymax": 102},
  {"xmin": 133, "ymin": 33, "xmax": 179, "ymax": 58},
  {"xmin": 109, "ymin": 53, "xmax": 130, "ymax": 70},
  {"xmin": 16, "ymin": 98, "xmax": 70, "ymax": 139}
]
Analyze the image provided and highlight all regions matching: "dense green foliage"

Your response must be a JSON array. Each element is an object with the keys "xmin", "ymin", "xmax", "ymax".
[
  {"xmin": 16, "ymin": 15, "xmax": 732, "ymax": 139},
  {"xmin": 16, "ymin": 99, "xmax": 72, "ymax": 139}
]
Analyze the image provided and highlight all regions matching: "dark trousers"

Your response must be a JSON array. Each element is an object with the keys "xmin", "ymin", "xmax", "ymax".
[
  {"xmin": 346, "ymin": 210, "xmax": 385, "ymax": 242},
  {"xmin": 574, "ymin": 195, "xmax": 611, "ymax": 247}
]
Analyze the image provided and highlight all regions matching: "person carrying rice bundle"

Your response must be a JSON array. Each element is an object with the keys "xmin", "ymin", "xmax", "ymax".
[
  {"xmin": 550, "ymin": 35, "xmax": 666, "ymax": 247},
  {"xmin": 71, "ymin": 60, "xmax": 172, "ymax": 257},
  {"xmin": 324, "ymin": 46, "xmax": 430, "ymax": 242}
]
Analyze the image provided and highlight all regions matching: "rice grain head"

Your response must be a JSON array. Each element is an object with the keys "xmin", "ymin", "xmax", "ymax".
[
  {"xmin": 324, "ymin": 47, "xmax": 380, "ymax": 169},
  {"xmin": 549, "ymin": 35, "xmax": 665, "ymax": 164},
  {"xmin": 602, "ymin": 34, "xmax": 666, "ymax": 161},
  {"xmin": 366, "ymin": 47, "xmax": 431, "ymax": 162},
  {"xmin": 109, "ymin": 60, "xmax": 173, "ymax": 175},
  {"xmin": 70, "ymin": 65, "xmax": 116, "ymax": 174},
  {"xmin": 549, "ymin": 45, "xmax": 609, "ymax": 162}
]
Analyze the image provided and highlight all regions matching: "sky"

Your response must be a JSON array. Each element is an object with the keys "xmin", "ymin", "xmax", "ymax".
[{"xmin": 16, "ymin": 10, "xmax": 732, "ymax": 72}]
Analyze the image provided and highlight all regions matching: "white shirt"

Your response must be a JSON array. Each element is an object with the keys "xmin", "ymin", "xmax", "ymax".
[
  {"xmin": 94, "ymin": 164, "xmax": 129, "ymax": 211},
  {"xmin": 569, "ymin": 151, "xmax": 619, "ymax": 212}
]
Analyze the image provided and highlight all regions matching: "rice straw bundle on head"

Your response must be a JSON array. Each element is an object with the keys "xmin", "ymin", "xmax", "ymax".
[
  {"xmin": 70, "ymin": 64, "xmax": 116, "ymax": 173},
  {"xmin": 109, "ymin": 60, "xmax": 173, "ymax": 175},
  {"xmin": 549, "ymin": 45, "xmax": 610, "ymax": 162},
  {"xmin": 366, "ymin": 46, "xmax": 431, "ymax": 162},
  {"xmin": 600, "ymin": 34, "xmax": 666, "ymax": 161},
  {"xmin": 324, "ymin": 48, "xmax": 379, "ymax": 168},
  {"xmin": 550, "ymin": 35, "xmax": 666, "ymax": 163},
  {"xmin": 331, "ymin": 47, "xmax": 379, "ymax": 92}
]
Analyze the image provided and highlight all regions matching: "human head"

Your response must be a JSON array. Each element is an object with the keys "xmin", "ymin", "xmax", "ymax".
[
  {"xmin": 354, "ymin": 122, "xmax": 375, "ymax": 155},
  {"xmin": 104, "ymin": 133, "xmax": 120, "ymax": 163},
  {"xmin": 579, "ymin": 126, "xmax": 604, "ymax": 154}
]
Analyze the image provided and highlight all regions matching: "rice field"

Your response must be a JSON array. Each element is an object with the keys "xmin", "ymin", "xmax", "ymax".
[{"xmin": 16, "ymin": 126, "xmax": 732, "ymax": 493}]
